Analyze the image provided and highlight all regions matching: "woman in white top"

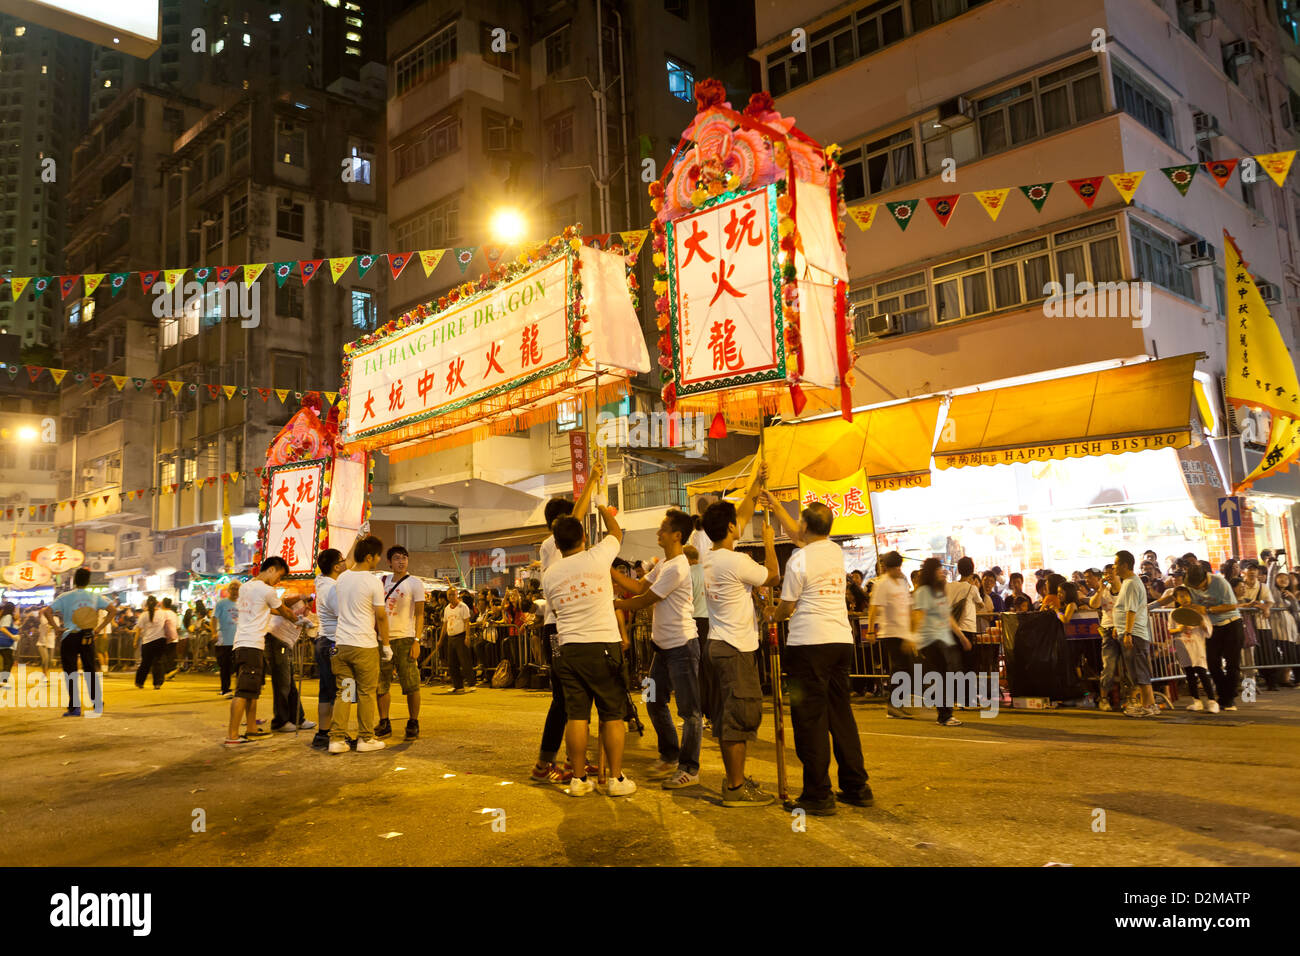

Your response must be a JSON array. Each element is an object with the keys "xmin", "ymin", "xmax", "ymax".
[
  {"xmin": 36, "ymin": 608, "xmax": 57, "ymax": 679},
  {"xmin": 134, "ymin": 596, "xmax": 178, "ymax": 690}
]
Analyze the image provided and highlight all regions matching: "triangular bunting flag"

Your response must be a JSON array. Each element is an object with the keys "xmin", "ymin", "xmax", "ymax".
[
  {"xmin": 620, "ymin": 230, "xmax": 648, "ymax": 258},
  {"xmin": 163, "ymin": 268, "xmax": 186, "ymax": 292},
  {"xmin": 59, "ymin": 275, "xmax": 80, "ymax": 299},
  {"xmin": 49, "ymin": 368, "xmax": 68, "ymax": 385},
  {"xmin": 388, "ymin": 252, "xmax": 412, "ymax": 280},
  {"xmin": 454, "ymin": 247, "xmax": 477, "ymax": 273},
  {"xmin": 484, "ymin": 245, "xmax": 505, "ymax": 266},
  {"xmin": 1018, "ymin": 182, "xmax": 1053, "ymax": 212},
  {"xmin": 243, "ymin": 263, "xmax": 267, "ymax": 286},
  {"xmin": 239, "ymin": 387, "xmax": 249, "ymax": 398},
  {"xmin": 293, "ymin": 391, "xmax": 304, "ymax": 403},
  {"xmin": 167, "ymin": 380, "xmax": 184, "ymax": 398},
  {"xmin": 193, "ymin": 267, "xmax": 211, "ymax": 283},
  {"xmin": 111, "ymin": 375, "xmax": 128, "ymax": 391},
  {"xmin": 109, "ymin": 273, "xmax": 130, "ymax": 296},
  {"xmin": 9, "ymin": 277, "xmax": 30, "ymax": 300},
  {"xmin": 1203, "ymin": 158, "xmax": 1238, "ymax": 190},
  {"xmin": 419, "ymin": 250, "xmax": 445, "ymax": 278},
  {"xmin": 972, "ymin": 189, "xmax": 1010, "ymax": 221},
  {"xmin": 274, "ymin": 388, "xmax": 290, "ymax": 404},
  {"xmin": 329, "ymin": 257, "xmax": 356, "ymax": 283},
  {"xmin": 300, "ymin": 259, "xmax": 323, "ymax": 286},
  {"xmin": 256, "ymin": 387, "xmax": 271, "ymax": 402},
  {"xmin": 139, "ymin": 270, "xmax": 161, "ymax": 293},
  {"xmin": 83, "ymin": 273, "xmax": 106, "ymax": 295},
  {"xmin": 89, "ymin": 372, "xmax": 107, "ymax": 389},
  {"xmin": 323, "ymin": 391, "xmax": 338, "ymax": 405},
  {"xmin": 1067, "ymin": 177, "xmax": 1105, "ymax": 208},
  {"xmin": 32, "ymin": 277, "xmax": 51, "ymax": 299},
  {"xmin": 273, "ymin": 262, "xmax": 296, "ymax": 288},
  {"xmin": 215, "ymin": 265, "xmax": 237, "ymax": 286},
  {"xmin": 26, "ymin": 365, "xmax": 43, "ymax": 382},
  {"xmin": 1108, "ymin": 171, "xmax": 1145, "ymax": 205},
  {"xmin": 133, "ymin": 378, "xmax": 147, "ymax": 391},
  {"xmin": 223, "ymin": 385, "xmax": 237, "ymax": 399},
  {"xmin": 1255, "ymin": 150, "xmax": 1295, "ymax": 188},
  {"xmin": 356, "ymin": 254, "xmax": 377, "ymax": 278},
  {"xmin": 1160, "ymin": 164, "xmax": 1197, "ymax": 196},
  {"xmin": 925, "ymin": 195, "xmax": 960, "ymax": 227},
  {"xmin": 885, "ymin": 200, "xmax": 919, "ymax": 231},
  {"xmin": 206, "ymin": 384, "xmax": 220, "ymax": 399},
  {"xmin": 847, "ymin": 205, "xmax": 877, "ymax": 231}
]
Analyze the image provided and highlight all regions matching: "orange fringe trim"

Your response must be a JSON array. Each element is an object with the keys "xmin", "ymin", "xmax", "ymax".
[{"xmin": 675, "ymin": 383, "xmax": 843, "ymax": 422}]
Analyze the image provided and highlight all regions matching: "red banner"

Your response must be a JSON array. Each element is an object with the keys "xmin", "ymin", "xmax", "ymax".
[{"xmin": 569, "ymin": 431, "xmax": 589, "ymax": 498}]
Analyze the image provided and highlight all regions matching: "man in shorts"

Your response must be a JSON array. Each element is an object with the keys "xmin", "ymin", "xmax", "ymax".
[
  {"xmin": 1114, "ymin": 550, "xmax": 1157, "ymax": 718},
  {"xmin": 225, "ymin": 556, "xmax": 299, "ymax": 746},
  {"xmin": 376, "ymin": 545, "xmax": 425, "ymax": 742},
  {"xmin": 312, "ymin": 548, "xmax": 346, "ymax": 750},
  {"xmin": 542, "ymin": 502, "xmax": 635, "ymax": 797},
  {"xmin": 701, "ymin": 463, "xmax": 778, "ymax": 807}
]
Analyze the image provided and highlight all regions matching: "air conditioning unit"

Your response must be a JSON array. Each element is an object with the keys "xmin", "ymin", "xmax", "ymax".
[
  {"xmin": 1181, "ymin": 0, "xmax": 1216, "ymax": 24},
  {"xmin": 1223, "ymin": 40, "xmax": 1257, "ymax": 66},
  {"xmin": 1178, "ymin": 237, "xmax": 1215, "ymax": 267},
  {"xmin": 1256, "ymin": 280, "xmax": 1283, "ymax": 305},
  {"xmin": 935, "ymin": 96, "xmax": 974, "ymax": 127},
  {"xmin": 1193, "ymin": 110, "xmax": 1220, "ymax": 140},
  {"xmin": 865, "ymin": 313, "xmax": 902, "ymax": 337}
]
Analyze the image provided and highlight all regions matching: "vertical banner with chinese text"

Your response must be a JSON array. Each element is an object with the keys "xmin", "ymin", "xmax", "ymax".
[
  {"xmin": 569, "ymin": 431, "xmax": 589, "ymax": 498},
  {"xmin": 263, "ymin": 461, "xmax": 325, "ymax": 578},
  {"xmin": 796, "ymin": 468, "xmax": 874, "ymax": 536}
]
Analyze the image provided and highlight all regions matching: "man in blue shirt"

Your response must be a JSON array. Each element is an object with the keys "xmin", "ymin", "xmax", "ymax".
[
  {"xmin": 1186, "ymin": 563, "xmax": 1243, "ymax": 711},
  {"xmin": 43, "ymin": 568, "xmax": 115, "ymax": 716},
  {"xmin": 213, "ymin": 583, "xmax": 240, "ymax": 698},
  {"xmin": 1113, "ymin": 550, "xmax": 1156, "ymax": 718}
]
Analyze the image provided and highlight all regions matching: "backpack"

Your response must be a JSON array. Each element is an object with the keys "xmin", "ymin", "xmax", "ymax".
[{"xmin": 491, "ymin": 658, "xmax": 514, "ymax": 688}]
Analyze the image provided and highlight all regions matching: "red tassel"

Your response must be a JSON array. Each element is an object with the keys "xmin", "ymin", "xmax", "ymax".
[
  {"xmin": 708, "ymin": 412, "xmax": 727, "ymax": 439},
  {"xmin": 790, "ymin": 383, "xmax": 807, "ymax": 416}
]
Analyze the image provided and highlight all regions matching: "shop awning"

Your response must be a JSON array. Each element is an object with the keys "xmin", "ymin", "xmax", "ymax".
[
  {"xmin": 440, "ymin": 525, "xmax": 550, "ymax": 550},
  {"xmin": 686, "ymin": 396, "xmax": 943, "ymax": 499},
  {"xmin": 933, "ymin": 354, "xmax": 1198, "ymax": 469}
]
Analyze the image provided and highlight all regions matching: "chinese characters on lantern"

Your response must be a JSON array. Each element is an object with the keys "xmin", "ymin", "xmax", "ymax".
[{"xmin": 264, "ymin": 462, "xmax": 324, "ymax": 576}]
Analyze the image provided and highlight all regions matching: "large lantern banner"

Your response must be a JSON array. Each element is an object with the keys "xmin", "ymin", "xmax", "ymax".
[
  {"xmin": 797, "ymin": 468, "xmax": 874, "ymax": 536},
  {"xmin": 36, "ymin": 545, "xmax": 84, "ymax": 575},
  {"xmin": 669, "ymin": 185, "xmax": 784, "ymax": 396},
  {"xmin": 262, "ymin": 462, "xmax": 325, "ymax": 577},
  {"xmin": 344, "ymin": 255, "xmax": 573, "ymax": 444},
  {"xmin": 3, "ymin": 560, "xmax": 53, "ymax": 589},
  {"xmin": 326, "ymin": 457, "xmax": 367, "ymax": 558}
]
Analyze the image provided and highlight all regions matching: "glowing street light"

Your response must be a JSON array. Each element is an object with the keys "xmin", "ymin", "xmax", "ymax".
[
  {"xmin": 489, "ymin": 208, "xmax": 527, "ymax": 244},
  {"xmin": 16, "ymin": 426, "xmax": 38, "ymax": 443}
]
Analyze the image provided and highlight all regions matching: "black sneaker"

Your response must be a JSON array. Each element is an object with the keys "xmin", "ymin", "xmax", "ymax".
[
  {"xmin": 794, "ymin": 795, "xmax": 837, "ymax": 816},
  {"xmin": 837, "ymin": 785, "xmax": 875, "ymax": 807},
  {"xmin": 311, "ymin": 731, "xmax": 330, "ymax": 751},
  {"xmin": 404, "ymin": 719, "xmax": 419, "ymax": 741},
  {"xmin": 375, "ymin": 718, "xmax": 392, "ymax": 739}
]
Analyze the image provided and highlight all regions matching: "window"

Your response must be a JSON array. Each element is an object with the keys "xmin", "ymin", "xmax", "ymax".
[
  {"xmin": 1130, "ymin": 219, "xmax": 1195, "ymax": 299},
  {"xmin": 977, "ymin": 83, "xmax": 1036, "ymax": 153},
  {"xmin": 276, "ymin": 200, "xmax": 304, "ymax": 240},
  {"xmin": 809, "ymin": 17, "xmax": 856, "ymax": 78},
  {"xmin": 545, "ymin": 24, "xmax": 571, "ymax": 74},
  {"xmin": 30, "ymin": 449, "xmax": 55, "ymax": 471},
  {"xmin": 350, "ymin": 289, "xmax": 374, "ymax": 330},
  {"xmin": 68, "ymin": 301, "xmax": 81, "ymax": 326},
  {"xmin": 1112, "ymin": 60, "xmax": 1174, "ymax": 146},
  {"xmin": 483, "ymin": 110, "xmax": 520, "ymax": 152},
  {"xmin": 276, "ymin": 118, "xmax": 305, "ymax": 166},
  {"xmin": 990, "ymin": 238, "xmax": 1051, "ymax": 309},
  {"xmin": 934, "ymin": 254, "xmax": 991, "ymax": 322},
  {"xmin": 346, "ymin": 145, "xmax": 372, "ymax": 184},
  {"xmin": 160, "ymin": 460, "xmax": 176, "ymax": 487},
  {"xmin": 667, "ymin": 58, "xmax": 695, "ymax": 102},
  {"xmin": 205, "ymin": 206, "xmax": 224, "ymax": 251},
  {"xmin": 393, "ymin": 194, "xmax": 461, "ymax": 249},
  {"xmin": 230, "ymin": 121, "xmax": 249, "ymax": 163},
  {"xmin": 394, "ymin": 111, "xmax": 460, "ymax": 179},
  {"xmin": 851, "ymin": 271, "xmax": 929, "ymax": 337},
  {"xmin": 352, "ymin": 217, "xmax": 371, "ymax": 254},
  {"xmin": 480, "ymin": 22, "xmax": 518, "ymax": 72},
  {"xmin": 167, "ymin": 174, "xmax": 181, "ymax": 207},
  {"xmin": 850, "ymin": 129, "xmax": 915, "ymax": 197},
  {"xmin": 394, "ymin": 22, "xmax": 457, "ymax": 95},
  {"xmin": 922, "ymin": 119, "xmax": 978, "ymax": 175},
  {"xmin": 229, "ymin": 193, "xmax": 247, "ymax": 236},
  {"xmin": 276, "ymin": 283, "xmax": 303, "ymax": 319},
  {"xmin": 207, "ymin": 141, "xmax": 224, "ymax": 178},
  {"xmin": 1038, "ymin": 58, "xmax": 1104, "ymax": 133},
  {"xmin": 547, "ymin": 110, "xmax": 574, "ymax": 159}
]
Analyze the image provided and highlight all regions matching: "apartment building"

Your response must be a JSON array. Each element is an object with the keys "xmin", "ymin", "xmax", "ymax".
[
  {"xmin": 750, "ymin": 0, "xmax": 1300, "ymax": 563},
  {"xmin": 383, "ymin": 0, "xmax": 759, "ymax": 576},
  {"xmin": 0, "ymin": 333, "xmax": 59, "ymax": 563}
]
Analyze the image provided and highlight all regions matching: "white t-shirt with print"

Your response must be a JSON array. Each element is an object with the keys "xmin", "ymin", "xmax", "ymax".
[
  {"xmin": 1092, "ymin": 585, "xmax": 1116, "ymax": 628},
  {"xmin": 139, "ymin": 609, "xmax": 178, "ymax": 645},
  {"xmin": 782, "ymin": 538, "xmax": 852, "ymax": 646},
  {"xmin": 381, "ymin": 573, "xmax": 425, "ymax": 638},
  {"xmin": 334, "ymin": 569, "xmax": 385, "ymax": 648},
  {"xmin": 688, "ymin": 527, "xmax": 711, "ymax": 560},
  {"xmin": 542, "ymin": 534, "xmax": 622, "ymax": 646},
  {"xmin": 234, "ymin": 580, "xmax": 282, "ymax": 650},
  {"xmin": 869, "ymin": 574, "xmax": 912, "ymax": 641},
  {"xmin": 702, "ymin": 547, "xmax": 768, "ymax": 653},
  {"xmin": 444, "ymin": 602, "xmax": 471, "ymax": 636},
  {"xmin": 644, "ymin": 553, "xmax": 695, "ymax": 650}
]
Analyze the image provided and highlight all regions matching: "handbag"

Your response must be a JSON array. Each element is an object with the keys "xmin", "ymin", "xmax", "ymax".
[
  {"xmin": 491, "ymin": 658, "xmax": 514, "ymax": 688},
  {"xmin": 1241, "ymin": 612, "xmax": 1258, "ymax": 649}
]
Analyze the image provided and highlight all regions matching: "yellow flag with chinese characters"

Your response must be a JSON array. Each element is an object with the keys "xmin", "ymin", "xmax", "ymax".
[
  {"xmin": 972, "ymin": 189, "xmax": 1010, "ymax": 221},
  {"xmin": 1224, "ymin": 231, "xmax": 1300, "ymax": 422},
  {"xmin": 796, "ymin": 468, "xmax": 874, "ymax": 535},
  {"xmin": 847, "ymin": 205, "xmax": 877, "ymax": 231},
  {"xmin": 1108, "ymin": 171, "xmax": 1145, "ymax": 205},
  {"xmin": 1236, "ymin": 414, "xmax": 1300, "ymax": 492}
]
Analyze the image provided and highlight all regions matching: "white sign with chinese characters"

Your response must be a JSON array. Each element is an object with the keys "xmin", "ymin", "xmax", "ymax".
[
  {"xmin": 345, "ymin": 256, "xmax": 571, "ymax": 441},
  {"xmin": 264, "ymin": 462, "xmax": 324, "ymax": 577},
  {"xmin": 670, "ymin": 187, "xmax": 782, "ymax": 395}
]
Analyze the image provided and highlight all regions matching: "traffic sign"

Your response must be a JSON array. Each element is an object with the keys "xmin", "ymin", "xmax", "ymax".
[{"xmin": 1217, "ymin": 496, "xmax": 1243, "ymax": 528}]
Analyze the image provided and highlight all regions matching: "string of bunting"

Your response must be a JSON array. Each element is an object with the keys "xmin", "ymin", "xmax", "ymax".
[
  {"xmin": 0, "ymin": 361, "xmax": 341, "ymax": 406},
  {"xmin": 0, "ymin": 232, "xmax": 650, "ymax": 302},
  {"xmin": 842, "ymin": 151, "xmax": 1296, "ymax": 231}
]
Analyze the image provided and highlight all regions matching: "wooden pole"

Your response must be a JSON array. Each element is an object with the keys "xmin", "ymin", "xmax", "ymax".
[{"xmin": 760, "ymin": 414, "xmax": 790, "ymax": 805}]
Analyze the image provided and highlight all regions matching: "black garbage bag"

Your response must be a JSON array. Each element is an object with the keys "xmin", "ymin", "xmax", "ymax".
[{"xmin": 1000, "ymin": 611, "xmax": 1089, "ymax": 700}]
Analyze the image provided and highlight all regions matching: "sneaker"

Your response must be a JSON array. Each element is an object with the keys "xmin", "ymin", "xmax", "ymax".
[
  {"xmin": 648, "ymin": 759, "xmax": 678, "ymax": 777},
  {"xmin": 584, "ymin": 762, "xmax": 600, "ymax": 777},
  {"xmin": 722, "ymin": 780, "xmax": 776, "ymax": 808},
  {"xmin": 1186, "ymin": 699, "xmax": 1204, "ymax": 712},
  {"xmin": 794, "ymin": 795, "xmax": 837, "ymax": 816},
  {"xmin": 837, "ymin": 786, "xmax": 875, "ymax": 807},
  {"xmin": 327, "ymin": 739, "xmax": 350, "ymax": 754},
  {"xmin": 1098, "ymin": 698, "xmax": 1113, "ymax": 712},
  {"xmin": 374, "ymin": 718, "xmax": 392, "ymax": 739},
  {"xmin": 886, "ymin": 704, "xmax": 914, "ymax": 719},
  {"xmin": 134, "ymin": 683, "xmax": 145, "ymax": 690},
  {"xmin": 83, "ymin": 710, "xmax": 103, "ymax": 719},
  {"xmin": 356, "ymin": 737, "xmax": 386, "ymax": 753},
  {"xmin": 164, "ymin": 670, "xmax": 178, "ymax": 680},
  {"xmin": 299, "ymin": 719, "xmax": 317, "ymax": 731},
  {"xmin": 221, "ymin": 692, "xmax": 234, "ymax": 699},
  {"xmin": 452, "ymin": 687, "xmax": 476, "ymax": 695},
  {"xmin": 1206, "ymin": 700, "xmax": 1221, "ymax": 714},
  {"xmin": 61, "ymin": 709, "xmax": 81, "ymax": 718},
  {"xmin": 275, "ymin": 723, "xmax": 298, "ymax": 733},
  {"xmin": 547, "ymin": 763, "xmax": 575, "ymax": 785},
  {"xmin": 246, "ymin": 728, "xmax": 271, "ymax": 739},
  {"xmin": 940, "ymin": 717, "xmax": 963, "ymax": 727},
  {"xmin": 311, "ymin": 733, "xmax": 330, "ymax": 751},
  {"xmin": 605, "ymin": 775, "xmax": 637, "ymax": 797},
  {"xmin": 1223, "ymin": 705, "xmax": 1238, "ymax": 711},
  {"xmin": 1122, "ymin": 704, "xmax": 1145, "ymax": 717},
  {"xmin": 404, "ymin": 719, "xmax": 419, "ymax": 741},
  {"xmin": 567, "ymin": 775, "xmax": 595, "ymax": 797},
  {"xmin": 530, "ymin": 762, "xmax": 554, "ymax": 783},
  {"xmin": 663, "ymin": 769, "xmax": 701, "ymax": 789},
  {"xmin": 223, "ymin": 735, "xmax": 253, "ymax": 747}
]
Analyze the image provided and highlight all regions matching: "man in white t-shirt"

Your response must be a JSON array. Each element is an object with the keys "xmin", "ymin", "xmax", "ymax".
[
  {"xmin": 225, "ymin": 557, "xmax": 299, "ymax": 746},
  {"xmin": 701, "ymin": 462, "xmax": 778, "ymax": 808},
  {"xmin": 1086, "ymin": 566, "xmax": 1121, "ymax": 711},
  {"xmin": 765, "ymin": 497, "xmax": 871, "ymax": 815},
  {"xmin": 311, "ymin": 548, "xmax": 347, "ymax": 750},
  {"xmin": 376, "ymin": 545, "xmax": 426, "ymax": 742},
  {"xmin": 541, "ymin": 503, "xmax": 635, "ymax": 797},
  {"xmin": 867, "ymin": 551, "xmax": 915, "ymax": 719},
  {"xmin": 327, "ymin": 535, "xmax": 392, "ymax": 753},
  {"xmin": 614, "ymin": 509, "xmax": 702, "ymax": 789},
  {"xmin": 443, "ymin": 589, "xmax": 474, "ymax": 692}
]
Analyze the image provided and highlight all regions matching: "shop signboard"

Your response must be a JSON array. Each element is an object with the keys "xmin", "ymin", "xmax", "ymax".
[
  {"xmin": 796, "ymin": 468, "xmax": 874, "ymax": 536},
  {"xmin": 1174, "ymin": 440, "xmax": 1226, "ymax": 520}
]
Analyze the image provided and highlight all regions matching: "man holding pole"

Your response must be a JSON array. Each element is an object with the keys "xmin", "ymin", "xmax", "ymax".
[
  {"xmin": 701, "ymin": 462, "xmax": 778, "ymax": 807},
  {"xmin": 763, "ymin": 494, "xmax": 872, "ymax": 815}
]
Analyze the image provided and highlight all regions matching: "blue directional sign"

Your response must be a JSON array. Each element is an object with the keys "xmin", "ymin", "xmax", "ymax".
[{"xmin": 1218, "ymin": 496, "xmax": 1243, "ymax": 528}]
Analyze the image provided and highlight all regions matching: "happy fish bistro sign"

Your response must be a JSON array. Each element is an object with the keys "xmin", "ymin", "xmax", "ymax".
[
  {"xmin": 345, "ymin": 256, "xmax": 574, "ymax": 442},
  {"xmin": 935, "ymin": 431, "xmax": 1190, "ymax": 469}
]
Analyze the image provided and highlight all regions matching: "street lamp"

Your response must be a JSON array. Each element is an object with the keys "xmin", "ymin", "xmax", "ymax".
[
  {"xmin": 16, "ymin": 426, "xmax": 37, "ymax": 443},
  {"xmin": 489, "ymin": 208, "xmax": 527, "ymax": 245}
]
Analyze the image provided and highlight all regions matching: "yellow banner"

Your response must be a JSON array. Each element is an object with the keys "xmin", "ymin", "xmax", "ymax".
[
  {"xmin": 1237, "ymin": 414, "xmax": 1300, "ymax": 492},
  {"xmin": 1225, "ymin": 232, "xmax": 1300, "ymax": 421},
  {"xmin": 1256, "ymin": 150, "xmax": 1296, "ymax": 188},
  {"xmin": 419, "ymin": 250, "xmax": 445, "ymax": 278},
  {"xmin": 221, "ymin": 475, "xmax": 234, "ymax": 571},
  {"xmin": 329, "ymin": 257, "xmax": 356, "ymax": 283},
  {"xmin": 10, "ymin": 277, "xmax": 30, "ymax": 300},
  {"xmin": 243, "ymin": 263, "xmax": 267, "ymax": 286},
  {"xmin": 1108, "ymin": 171, "xmax": 1145, "ymax": 205},
  {"xmin": 83, "ymin": 273, "xmax": 106, "ymax": 295},
  {"xmin": 936, "ymin": 432, "xmax": 1189, "ymax": 469},
  {"xmin": 847, "ymin": 204, "xmax": 877, "ymax": 231},
  {"xmin": 797, "ymin": 468, "xmax": 874, "ymax": 536},
  {"xmin": 972, "ymin": 189, "xmax": 1010, "ymax": 221},
  {"xmin": 163, "ymin": 269, "xmax": 186, "ymax": 292}
]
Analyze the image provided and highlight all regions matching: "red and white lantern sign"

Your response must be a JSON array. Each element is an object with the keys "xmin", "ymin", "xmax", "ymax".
[
  {"xmin": 3, "ymin": 560, "xmax": 54, "ymax": 589},
  {"xmin": 264, "ymin": 462, "xmax": 325, "ymax": 577},
  {"xmin": 36, "ymin": 545, "xmax": 84, "ymax": 575}
]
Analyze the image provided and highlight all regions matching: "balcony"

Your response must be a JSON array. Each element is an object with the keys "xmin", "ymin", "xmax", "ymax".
[{"xmin": 620, "ymin": 470, "xmax": 707, "ymax": 513}]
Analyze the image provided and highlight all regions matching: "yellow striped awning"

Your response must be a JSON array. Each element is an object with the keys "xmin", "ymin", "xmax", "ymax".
[{"xmin": 933, "ymin": 354, "xmax": 1198, "ymax": 470}]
